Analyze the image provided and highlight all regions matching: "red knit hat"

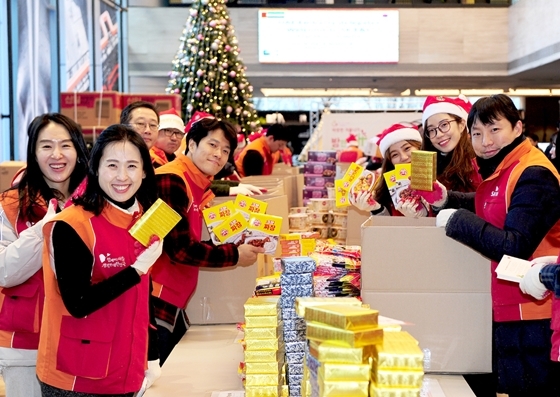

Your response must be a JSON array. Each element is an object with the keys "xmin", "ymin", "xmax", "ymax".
[
  {"xmin": 422, "ymin": 95, "xmax": 472, "ymax": 126},
  {"xmin": 346, "ymin": 134, "xmax": 358, "ymax": 147},
  {"xmin": 185, "ymin": 111, "xmax": 215, "ymax": 133},
  {"xmin": 376, "ymin": 123, "xmax": 422, "ymax": 158},
  {"xmin": 159, "ymin": 108, "xmax": 184, "ymax": 132}
]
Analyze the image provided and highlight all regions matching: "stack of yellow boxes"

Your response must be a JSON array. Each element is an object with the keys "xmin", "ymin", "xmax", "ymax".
[
  {"xmin": 242, "ymin": 296, "xmax": 288, "ymax": 397},
  {"xmin": 369, "ymin": 331, "xmax": 424, "ymax": 397},
  {"xmin": 303, "ymin": 304, "xmax": 383, "ymax": 397}
]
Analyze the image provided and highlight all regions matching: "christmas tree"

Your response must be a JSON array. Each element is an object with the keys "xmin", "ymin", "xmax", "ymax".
[{"xmin": 165, "ymin": 0, "xmax": 260, "ymax": 135}]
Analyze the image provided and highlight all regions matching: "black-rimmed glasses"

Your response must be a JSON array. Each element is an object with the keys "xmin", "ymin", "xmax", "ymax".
[
  {"xmin": 160, "ymin": 129, "xmax": 185, "ymax": 139},
  {"xmin": 425, "ymin": 119, "xmax": 457, "ymax": 139},
  {"xmin": 129, "ymin": 122, "xmax": 159, "ymax": 133}
]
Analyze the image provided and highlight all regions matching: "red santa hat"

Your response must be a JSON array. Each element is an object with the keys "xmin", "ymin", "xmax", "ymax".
[
  {"xmin": 237, "ymin": 133, "xmax": 247, "ymax": 148},
  {"xmin": 376, "ymin": 123, "xmax": 422, "ymax": 158},
  {"xmin": 346, "ymin": 134, "xmax": 358, "ymax": 147},
  {"xmin": 185, "ymin": 111, "xmax": 215, "ymax": 133},
  {"xmin": 421, "ymin": 94, "xmax": 472, "ymax": 126},
  {"xmin": 158, "ymin": 108, "xmax": 185, "ymax": 132},
  {"xmin": 248, "ymin": 130, "xmax": 264, "ymax": 142}
]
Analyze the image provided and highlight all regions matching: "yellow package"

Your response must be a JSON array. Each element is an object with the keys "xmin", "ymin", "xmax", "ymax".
[
  {"xmin": 341, "ymin": 163, "xmax": 364, "ymax": 189},
  {"xmin": 309, "ymin": 340, "xmax": 363, "ymax": 364},
  {"xmin": 372, "ymin": 368, "xmax": 424, "ymax": 388},
  {"xmin": 129, "ymin": 198, "xmax": 181, "ymax": 247},
  {"xmin": 212, "ymin": 212, "xmax": 248, "ymax": 244},
  {"xmin": 245, "ymin": 385, "xmax": 281, "ymax": 397},
  {"xmin": 318, "ymin": 363, "xmax": 371, "ymax": 382},
  {"xmin": 304, "ymin": 305, "xmax": 379, "ymax": 330},
  {"xmin": 245, "ymin": 315, "xmax": 280, "ymax": 328},
  {"xmin": 245, "ymin": 373, "xmax": 283, "ymax": 386},
  {"xmin": 234, "ymin": 194, "xmax": 268, "ymax": 220},
  {"xmin": 202, "ymin": 201, "xmax": 236, "ymax": 244},
  {"xmin": 369, "ymin": 331, "xmax": 423, "ymax": 370},
  {"xmin": 244, "ymin": 296, "xmax": 281, "ymax": 316},
  {"xmin": 295, "ymin": 297, "xmax": 362, "ymax": 318},
  {"xmin": 335, "ymin": 179, "xmax": 350, "ymax": 208},
  {"xmin": 244, "ymin": 361, "xmax": 284, "ymax": 375},
  {"xmin": 244, "ymin": 326, "xmax": 283, "ymax": 340},
  {"xmin": 244, "ymin": 348, "xmax": 285, "ymax": 363},
  {"xmin": 244, "ymin": 337, "xmax": 281, "ymax": 351},
  {"xmin": 306, "ymin": 321, "xmax": 384, "ymax": 348},
  {"xmin": 384, "ymin": 165, "xmax": 412, "ymax": 207},
  {"xmin": 410, "ymin": 150, "xmax": 437, "ymax": 191},
  {"xmin": 245, "ymin": 213, "xmax": 283, "ymax": 255},
  {"xmin": 279, "ymin": 232, "xmax": 318, "ymax": 257},
  {"xmin": 318, "ymin": 380, "xmax": 369, "ymax": 397},
  {"xmin": 369, "ymin": 382, "xmax": 420, "ymax": 397}
]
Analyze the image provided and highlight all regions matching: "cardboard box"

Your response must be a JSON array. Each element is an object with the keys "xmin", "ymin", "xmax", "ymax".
[
  {"xmin": 80, "ymin": 126, "xmax": 107, "ymax": 144},
  {"xmin": 121, "ymin": 93, "xmax": 182, "ymax": 114},
  {"xmin": 360, "ymin": 216, "xmax": 492, "ymax": 373},
  {"xmin": 60, "ymin": 91, "xmax": 121, "ymax": 126},
  {"xmin": 186, "ymin": 195, "xmax": 290, "ymax": 325},
  {"xmin": 0, "ymin": 161, "xmax": 26, "ymax": 191}
]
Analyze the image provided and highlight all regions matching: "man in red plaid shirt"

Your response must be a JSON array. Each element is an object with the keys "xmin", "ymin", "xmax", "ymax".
[{"xmin": 151, "ymin": 116, "xmax": 264, "ymax": 365}]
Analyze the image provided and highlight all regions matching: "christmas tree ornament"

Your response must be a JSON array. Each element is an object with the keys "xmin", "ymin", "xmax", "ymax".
[{"xmin": 229, "ymin": 71, "xmax": 236, "ymax": 78}]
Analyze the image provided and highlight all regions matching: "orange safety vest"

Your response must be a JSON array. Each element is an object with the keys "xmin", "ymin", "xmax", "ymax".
[
  {"xmin": 235, "ymin": 136, "xmax": 277, "ymax": 177},
  {"xmin": 151, "ymin": 154, "xmax": 215, "ymax": 309},
  {"xmin": 0, "ymin": 190, "xmax": 46, "ymax": 350},
  {"xmin": 150, "ymin": 146, "xmax": 169, "ymax": 168},
  {"xmin": 37, "ymin": 204, "xmax": 150, "ymax": 394},
  {"xmin": 475, "ymin": 139, "xmax": 560, "ymax": 322}
]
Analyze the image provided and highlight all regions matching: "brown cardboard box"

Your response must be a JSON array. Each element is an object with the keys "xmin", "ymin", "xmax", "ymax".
[
  {"xmin": 360, "ymin": 216, "xmax": 492, "ymax": 373},
  {"xmin": 60, "ymin": 91, "xmax": 121, "ymax": 126},
  {"xmin": 81, "ymin": 126, "xmax": 108, "ymax": 144},
  {"xmin": 121, "ymin": 93, "xmax": 182, "ymax": 114},
  {"xmin": 0, "ymin": 161, "xmax": 26, "ymax": 192},
  {"xmin": 186, "ymin": 194, "xmax": 289, "ymax": 325}
]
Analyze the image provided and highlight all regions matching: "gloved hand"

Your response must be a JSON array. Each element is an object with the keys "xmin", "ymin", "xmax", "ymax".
[
  {"xmin": 31, "ymin": 199, "xmax": 58, "ymax": 235},
  {"xmin": 230, "ymin": 184, "xmax": 264, "ymax": 196},
  {"xmin": 529, "ymin": 256, "xmax": 559, "ymax": 267},
  {"xmin": 436, "ymin": 209, "xmax": 457, "ymax": 228},
  {"xmin": 352, "ymin": 191, "xmax": 381, "ymax": 212},
  {"xmin": 144, "ymin": 360, "xmax": 162, "ymax": 388},
  {"xmin": 131, "ymin": 236, "xmax": 163, "ymax": 275},
  {"xmin": 396, "ymin": 198, "xmax": 427, "ymax": 218},
  {"xmin": 520, "ymin": 263, "xmax": 549, "ymax": 300},
  {"xmin": 415, "ymin": 181, "xmax": 448, "ymax": 207}
]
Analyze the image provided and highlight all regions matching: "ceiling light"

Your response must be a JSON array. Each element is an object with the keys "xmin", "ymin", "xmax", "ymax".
[
  {"xmin": 460, "ymin": 89, "xmax": 504, "ymax": 96},
  {"xmin": 414, "ymin": 89, "xmax": 461, "ymax": 96},
  {"xmin": 400, "ymin": 89, "xmax": 411, "ymax": 96},
  {"xmin": 508, "ymin": 89, "xmax": 551, "ymax": 96},
  {"xmin": 551, "ymin": 89, "xmax": 560, "ymax": 96},
  {"xmin": 260, "ymin": 88, "xmax": 392, "ymax": 97}
]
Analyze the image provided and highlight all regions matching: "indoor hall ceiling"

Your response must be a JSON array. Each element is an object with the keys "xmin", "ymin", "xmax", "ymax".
[{"xmin": 249, "ymin": 58, "xmax": 560, "ymax": 97}]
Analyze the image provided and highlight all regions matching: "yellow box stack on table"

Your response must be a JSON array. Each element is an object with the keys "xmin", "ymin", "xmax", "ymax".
[
  {"xmin": 368, "ymin": 331, "xmax": 424, "ymax": 397},
  {"xmin": 242, "ymin": 296, "xmax": 286, "ymax": 396},
  {"xmin": 303, "ymin": 303, "xmax": 384, "ymax": 397}
]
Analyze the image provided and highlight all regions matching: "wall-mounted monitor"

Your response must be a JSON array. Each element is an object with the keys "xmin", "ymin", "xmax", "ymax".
[{"xmin": 258, "ymin": 9, "xmax": 399, "ymax": 64}]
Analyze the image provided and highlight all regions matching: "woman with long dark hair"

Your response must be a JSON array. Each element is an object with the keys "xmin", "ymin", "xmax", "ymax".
[
  {"xmin": 0, "ymin": 113, "xmax": 89, "ymax": 397},
  {"xmin": 37, "ymin": 125, "xmax": 162, "ymax": 396}
]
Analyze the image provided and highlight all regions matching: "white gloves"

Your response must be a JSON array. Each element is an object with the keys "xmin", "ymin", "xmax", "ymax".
[
  {"xmin": 519, "ymin": 263, "xmax": 549, "ymax": 300},
  {"xmin": 396, "ymin": 198, "xmax": 428, "ymax": 218},
  {"xmin": 415, "ymin": 181, "xmax": 448, "ymax": 208},
  {"xmin": 30, "ymin": 199, "xmax": 58, "ymax": 236},
  {"xmin": 136, "ymin": 360, "xmax": 162, "ymax": 396},
  {"xmin": 131, "ymin": 237, "xmax": 163, "ymax": 275},
  {"xmin": 352, "ymin": 191, "xmax": 381, "ymax": 212},
  {"xmin": 435, "ymin": 209, "xmax": 457, "ymax": 228},
  {"xmin": 230, "ymin": 184, "xmax": 264, "ymax": 196}
]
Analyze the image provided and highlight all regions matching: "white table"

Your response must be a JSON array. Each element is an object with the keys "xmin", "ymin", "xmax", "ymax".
[{"xmin": 145, "ymin": 325, "xmax": 475, "ymax": 397}]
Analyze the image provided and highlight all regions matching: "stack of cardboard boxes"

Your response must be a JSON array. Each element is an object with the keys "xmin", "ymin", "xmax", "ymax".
[{"xmin": 60, "ymin": 91, "xmax": 182, "ymax": 144}]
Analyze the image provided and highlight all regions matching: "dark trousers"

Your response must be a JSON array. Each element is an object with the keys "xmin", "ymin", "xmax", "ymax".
[
  {"xmin": 39, "ymin": 381, "xmax": 134, "ymax": 397},
  {"xmin": 156, "ymin": 311, "xmax": 189, "ymax": 366}
]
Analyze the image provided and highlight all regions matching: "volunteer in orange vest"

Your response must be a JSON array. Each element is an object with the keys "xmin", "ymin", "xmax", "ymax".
[
  {"xmin": 0, "ymin": 113, "xmax": 88, "ymax": 397},
  {"xmin": 121, "ymin": 100, "xmax": 160, "ymax": 150},
  {"xmin": 37, "ymin": 125, "xmax": 163, "ymax": 396},
  {"xmin": 235, "ymin": 123, "xmax": 289, "ymax": 176},
  {"xmin": 151, "ymin": 116, "xmax": 264, "ymax": 365},
  {"xmin": 418, "ymin": 94, "xmax": 560, "ymax": 395},
  {"xmin": 337, "ymin": 134, "xmax": 364, "ymax": 163},
  {"xmin": 151, "ymin": 108, "xmax": 185, "ymax": 168}
]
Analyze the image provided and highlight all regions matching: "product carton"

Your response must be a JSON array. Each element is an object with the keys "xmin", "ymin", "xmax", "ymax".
[
  {"xmin": 60, "ymin": 91, "xmax": 121, "ymax": 126},
  {"xmin": 360, "ymin": 216, "xmax": 492, "ymax": 373},
  {"xmin": 0, "ymin": 161, "xmax": 26, "ymax": 192},
  {"xmin": 121, "ymin": 93, "xmax": 182, "ymax": 114}
]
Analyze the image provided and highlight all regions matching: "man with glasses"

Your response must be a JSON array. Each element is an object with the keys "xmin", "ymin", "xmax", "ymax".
[
  {"xmin": 120, "ymin": 101, "xmax": 160, "ymax": 150},
  {"xmin": 151, "ymin": 108, "xmax": 185, "ymax": 168}
]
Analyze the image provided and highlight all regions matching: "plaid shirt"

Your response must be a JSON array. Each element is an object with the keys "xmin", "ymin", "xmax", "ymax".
[
  {"xmin": 540, "ymin": 264, "xmax": 560, "ymax": 298},
  {"xmin": 153, "ymin": 173, "xmax": 239, "ymax": 326}
]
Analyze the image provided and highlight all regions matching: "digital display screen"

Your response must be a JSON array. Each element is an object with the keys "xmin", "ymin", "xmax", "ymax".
[{"xmin": 258, "ymin": 9, "xmax": 399, "ymax": 64}]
